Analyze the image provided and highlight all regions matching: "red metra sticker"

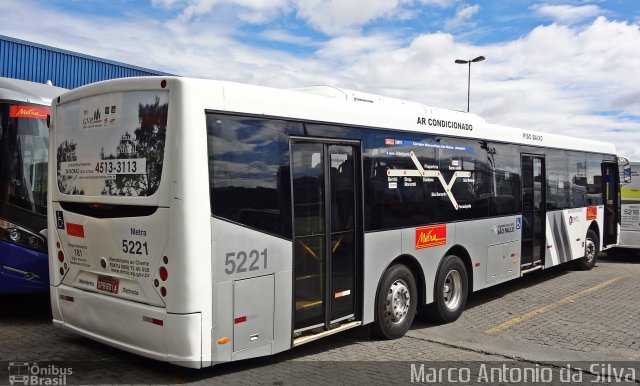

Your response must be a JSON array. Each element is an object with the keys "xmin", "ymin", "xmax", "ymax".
[
  {"xmin": 415, "ymin": 224, "xmax": 447, "ymax": 249},
  {"xmin": 586, "ymin": 206, "xmax": 597, "ymax": 220},
  {"xmin": 9, "ymin": 105, "xmax": 49, "ymax": 119},
  {"xmin": 66, "ymin": 223, "xmax": 85, "ymax": 238}
]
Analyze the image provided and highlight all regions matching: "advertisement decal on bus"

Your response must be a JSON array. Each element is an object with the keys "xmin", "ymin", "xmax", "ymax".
[{"xmin": 55, "ymin": 91, "xmax": 168, "ymax": 197}]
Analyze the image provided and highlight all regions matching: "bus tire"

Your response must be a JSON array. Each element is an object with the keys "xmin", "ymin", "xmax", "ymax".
[
  {"xmin": 373, "ymin": 264, "xmax": 417, "ymax": 339},
  {"xmin": 431, "ymin": 255, "xmax": 468, "ymax": 323},
  {"xmin": 577, "ymin": 229, "xmax": 599, "ymax": 270}
]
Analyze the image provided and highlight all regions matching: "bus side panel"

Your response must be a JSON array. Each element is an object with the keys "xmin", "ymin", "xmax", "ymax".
[
  {"xmin": 407, "ymin": 217, "xmax": 522, "ymax": 298},
  {"xmin": 362, "ymin": 230, "xmax": 401, "ymax": 325},
  {"xmin": 595, "ymin": 205, "xmax": 605, "ymax": 252},
  {"xmin": 544, "ymin": 206, "xmax": 603, "ymax": 267},
  {"xmin": 167, "ymin": 82, "xmax": 213, "ymax": 314},
  {"xmin": 400, "ymin": 224, "xmax": 456, "ymax": 305},
  {"xmin": 546, "ymin": 210, "xmax": 572, "ymax": 266},
  {"xmin": 448, "ymin": 216, "xmax": 522, "ymax": 293},
  {"xmin": 210, "ymin": 218, "xmax": 292, "ymax": 362},
  {"xmin": 363, "ymin": 216, "xmax": 523, "ymax": 325},
  {"xmin": 169, "ymin": 81, "xmax": 215, "ymax": 364}
]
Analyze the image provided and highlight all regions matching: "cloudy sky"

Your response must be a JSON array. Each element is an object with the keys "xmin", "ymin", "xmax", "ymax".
[{"xmin": 2, "ymin": 0, "xmax": 639, "ymax": 159}]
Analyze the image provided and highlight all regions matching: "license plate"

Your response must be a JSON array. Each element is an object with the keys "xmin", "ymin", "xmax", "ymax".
[{"xmin": 96, "ymin": 275, "xmax": 119, "ymax": 294}]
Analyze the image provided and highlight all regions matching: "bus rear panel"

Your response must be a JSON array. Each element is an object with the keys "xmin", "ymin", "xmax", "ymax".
[{"xmin": 49, "ymin": 81, "xmax": 211, "ymax": 366}]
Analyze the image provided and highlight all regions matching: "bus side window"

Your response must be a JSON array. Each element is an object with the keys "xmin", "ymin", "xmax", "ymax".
[{"xmin": 489, "ymin": 142, "xmax": 521, "ymax": 216}]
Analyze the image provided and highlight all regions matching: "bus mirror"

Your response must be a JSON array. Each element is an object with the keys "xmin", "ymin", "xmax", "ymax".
[
  {"xmin": 623, "ymin": 164, "xmax": 632, "ymax": 184},
  {"xmin": 618, "ymin": 156, "xmax": 631, "ymax": 184}
]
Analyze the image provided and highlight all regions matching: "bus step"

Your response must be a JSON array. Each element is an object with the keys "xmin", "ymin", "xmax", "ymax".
[
  {"xmin": 520, "ymin": 264, "xmax": 543, "ymax": 276},
  {"xmin": 293, "ymin": 321, "xmax": 362, "ymax": 347}
]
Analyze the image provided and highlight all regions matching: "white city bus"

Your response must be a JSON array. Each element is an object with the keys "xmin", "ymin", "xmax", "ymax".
[
  {"xmin": 48, "ymin": 77, "xmax": 621, "ymax": 368},
  {"xmin": 619, "ymin": 161, "xmax": 639, "ymax": 250}
]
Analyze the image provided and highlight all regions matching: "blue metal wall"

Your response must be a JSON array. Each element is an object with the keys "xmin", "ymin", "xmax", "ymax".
[{"xmin": 0, "ymin": 35, "xmax": 173, "ymax": 89}]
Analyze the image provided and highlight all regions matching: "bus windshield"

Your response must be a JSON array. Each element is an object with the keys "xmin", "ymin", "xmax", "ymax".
[{"xmin": 0, "ymin": 103, "xmax": 50, "ymax": 215}]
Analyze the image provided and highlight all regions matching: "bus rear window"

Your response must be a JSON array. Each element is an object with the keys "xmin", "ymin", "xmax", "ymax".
[{"xmin": 55, "ymin": 91, "xmax": 168, "ymax": 197}]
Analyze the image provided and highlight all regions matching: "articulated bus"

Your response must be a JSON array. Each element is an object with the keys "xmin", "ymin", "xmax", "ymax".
[
  {"xmin": 48, "ymin": 77, "xmax": 621, "ymax": 367},
  {"xmin": 0, "ymin": 77, "xmax": 66, "ymax": 293},
  {"xmin": 619, "ymin": 161, "xmax": 639, "ymax": 250}
]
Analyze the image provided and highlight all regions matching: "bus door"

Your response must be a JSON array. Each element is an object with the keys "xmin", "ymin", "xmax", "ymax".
[
  {"xmin": 521, "ymin": 154, "xmax": 545, "ymax": 271},
  {"xmin": 602, "ymin": 162, "xmax": 620, "ymax": 247},
  {"xmin": 290, "ymin": 139, "xmax": 360, "ymax": 333}
]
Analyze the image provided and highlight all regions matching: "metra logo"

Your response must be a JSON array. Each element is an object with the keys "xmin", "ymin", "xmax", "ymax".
[
  {"xmin": 9, "ymin": 105, "xmax": 49, "ymax": 119},
  {"xmin": 586, "ymin": 206, "xmax": 597, "ymax": 220},
  {"xmin": 569, "ymin": 215, "xmax": 580, "ymax": 225},
  {"xmin": 415, "ymin": 225, "xmax": 447, "ymax": 249}
]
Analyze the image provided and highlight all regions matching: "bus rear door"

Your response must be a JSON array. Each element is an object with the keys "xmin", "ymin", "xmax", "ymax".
[
  {"xmin": 603, "ymin": 162, "xmax": 620, "ymax": 248},
  {"xmin": 521, "ymin": 154, "xmax": 545, "ymax": 272}
]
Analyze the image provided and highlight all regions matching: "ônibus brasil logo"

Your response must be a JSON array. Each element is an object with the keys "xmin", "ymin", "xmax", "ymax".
[{"xmin": 7, "ymin": 362, "xmax": 72, "ymax": 385}]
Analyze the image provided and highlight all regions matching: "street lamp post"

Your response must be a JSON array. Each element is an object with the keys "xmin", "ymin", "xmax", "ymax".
[{"xmin": 455, "ymin": 55, "xmax": 485, "ymax": 112}]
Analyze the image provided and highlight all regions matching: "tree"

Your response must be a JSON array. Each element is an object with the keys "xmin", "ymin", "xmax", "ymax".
[{"xmin": 56, "ymin": 140, "xmax": 83, "ymax": 195}]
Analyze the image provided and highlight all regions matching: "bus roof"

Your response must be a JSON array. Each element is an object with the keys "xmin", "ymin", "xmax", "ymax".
[
  {"xmin": 0, "ymin": 77, "xmax": 67, "ymax": 105},
  {"xmin": 58, "ymin": 76, "xmax": 617, "ymax": 155},
  {"xmin": 291, "ymin": 84, "xmax": 616, "ymax": 155}
]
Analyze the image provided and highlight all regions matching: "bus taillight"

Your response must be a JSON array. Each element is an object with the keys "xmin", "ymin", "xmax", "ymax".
[{"xmin": 159, "ymin": 267, "xmax": 168, "ymax": 281}]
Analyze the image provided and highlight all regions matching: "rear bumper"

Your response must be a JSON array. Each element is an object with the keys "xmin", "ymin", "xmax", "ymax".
[
  {"xmin": 0, "ymin": 240, "xmax": 49, "ymax": 293},
  {"xmin": 51, "ymin": 285, "xmax": 203, "ymax": 368}
]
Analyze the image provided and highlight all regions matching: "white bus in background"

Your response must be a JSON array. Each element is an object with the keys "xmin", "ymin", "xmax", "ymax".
[
  {"xmin": 618, "ymin": 161, "xmax": 639, "ymax": 251},
  {"xmin": 48, "ymin": 77, "xmax": 621, "ymax": 368}
]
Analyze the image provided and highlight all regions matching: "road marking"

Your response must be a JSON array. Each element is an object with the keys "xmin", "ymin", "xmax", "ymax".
[{"xmin": 484, "ymin": 276, "xmax": 624, "ymax": 334}]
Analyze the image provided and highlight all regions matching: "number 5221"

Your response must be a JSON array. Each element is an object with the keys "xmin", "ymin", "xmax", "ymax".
[{"xmin": 224, "ymin": 249, "xmax": 267, "ymax": 274}]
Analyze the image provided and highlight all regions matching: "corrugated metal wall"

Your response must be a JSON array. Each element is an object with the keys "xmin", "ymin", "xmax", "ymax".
[{"xmin": 0, "ymin": 35, "xmax": 172, "ymax": 89}]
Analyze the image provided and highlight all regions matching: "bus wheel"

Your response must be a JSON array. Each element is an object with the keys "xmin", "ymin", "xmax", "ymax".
[
  {"xmin": 374, "ymin": 264, "xmax": 417, "ymax": 339},
  {"xmin": 577, "ymin": 229, "xmax": 599, "ymax": 271},
  {"xmin": 432, "ymin": 255, "xmax": 468, "ymax": 323}
]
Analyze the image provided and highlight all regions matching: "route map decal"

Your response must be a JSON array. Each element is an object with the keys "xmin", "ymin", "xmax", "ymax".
[{"xmin": 387, "ymin": 151, "xmax": 472, "ymax": 210}]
